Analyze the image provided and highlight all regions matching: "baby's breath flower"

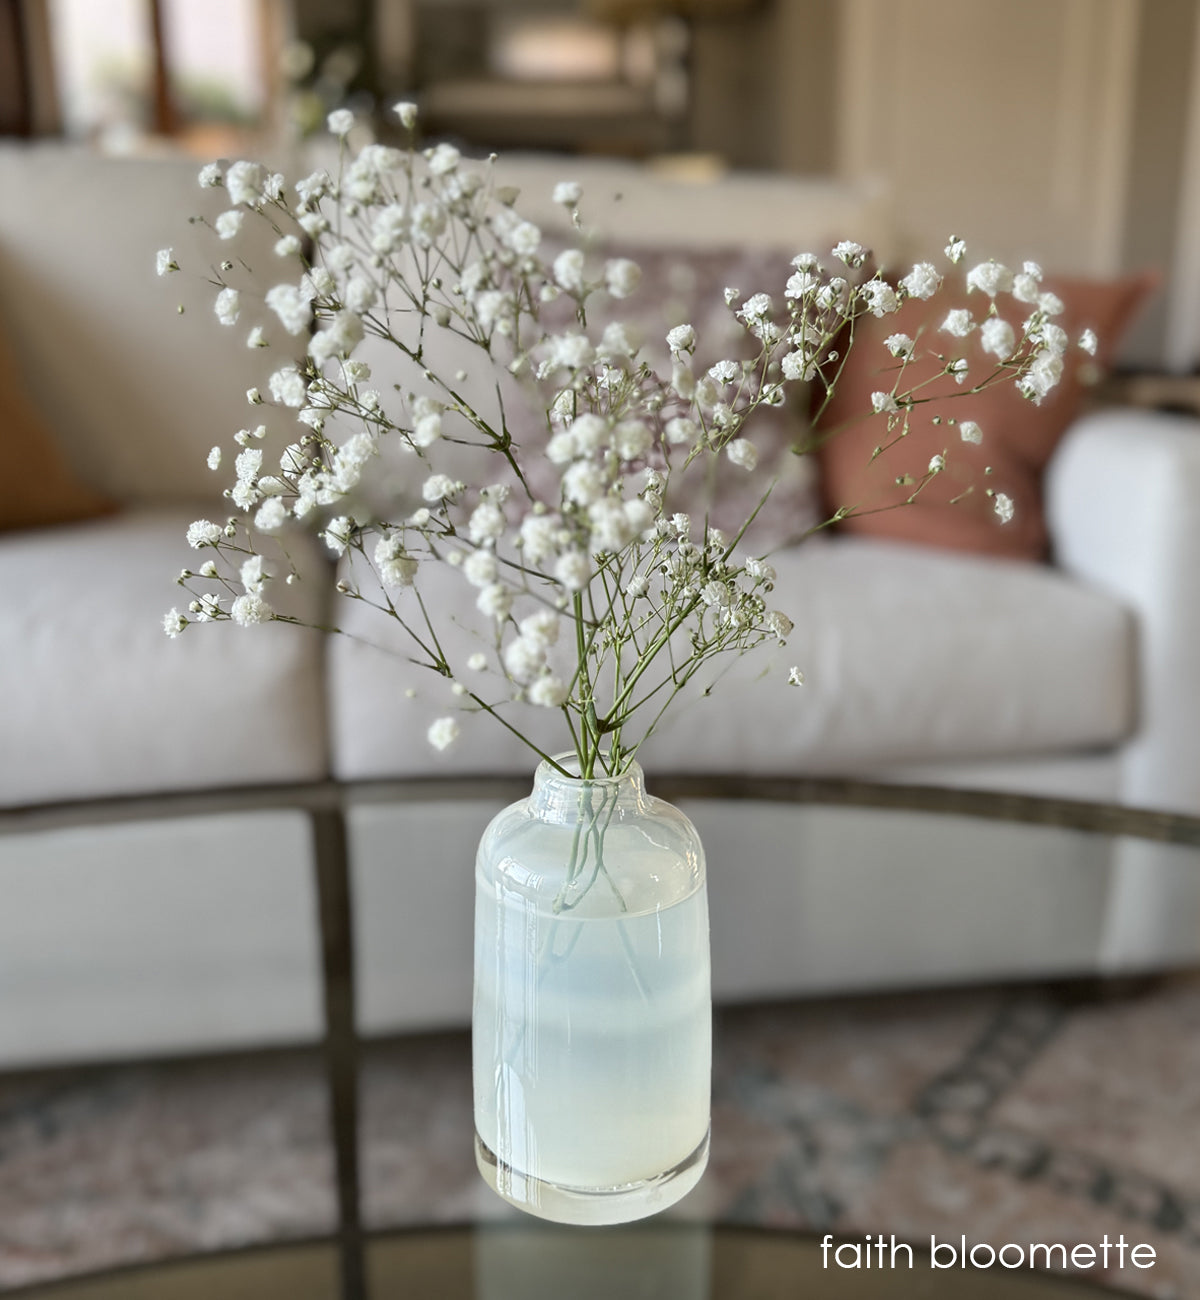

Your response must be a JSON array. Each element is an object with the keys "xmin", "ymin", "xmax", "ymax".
[
  {"xmin": 859, "ymin": 280, "xmax": 900, "ymax": 317},
  {"xmin": 966, "ymin": 260, "xmax": 1014, "ymax": 298},
  {"xmin": 612, "ymin": 419, "xmax": 651, "ymax": 461},
  {"xmin": 255, "ymin": 498, "xmax": 288, "ymax": 532},
  {"xmin": 993, "ymin": 492, "xmax": 1015, "ymax": 524},
  {"xmin": 463, "ymin": 549, "xmax": 498, "ymax": 588},
  {"xmin": 1013, "ymin": 266, "xmax": 1043, "ymax": 304},
  {"xmin": 547, "ymin": 333, "xmax": 594, "ymax": 371},
  {"xmin": 979, "ymin": 317, "xmax": 1016, "ymax": 360},
  {"xmin": 529, "ymin": 676, "xmax": 570, "ymax": 708},
  {"xmin": 168, "ymin": 139, "xmax": 1062, "ymax": 795},
  {"xmin": 295, "ymin": 170, "xmax": 329, "ymax": 206},
  {"xmin": 214, "ymin": 287, "xmax": 241, "ymax": 326},
  {"xmin": 738, "ymin": 292, "xmax": 773, "ymax": 321},
  {"xmin": 468, "ymin": 502, "xmax": 506, "ymax": 544},
  {"xmin": 215, "ymin": 210, "xmax": 244, "ymax": 240},
  {"xmin": 198, "ymin": 162, "xmax": 222, "ymax": 188},
  {"xmin": 1079, "ymin": 328, "xmax": 1098, "ymax": 356},
  {"xmin": 477, "ymin": 582, "xmax": 514, "ymax": 619},
  {"xmin": 785, "ymin": 270, "xmax": 818, "ymax": 299},
  {"xmin": 725, "ymin": 439, "xmax": 758, "ymax": 471},
  {"xmin": 503, "ymin": 635, "xmax": 545, "ymax": 682},
  {"xmin": 666, "ymin": 323, "xmax": 697, "ymax": 356},
  {"xmin": 231, "ymin": 592, "xmax": 273, "ymax": 626},
  {"xmin": 427, "ymin": 717, "xmax": 460, "ymax": 751},
  {"xmin": 324, "ymin": 516, "xmax": 354, "ymax": 556},
  {"xmin": 427, "ymin": 142, "xmax": 461, "ymax": 175},
  {"xmin": 266, "ymin": 284, "xmax": 312, "ymax": 335},
  {"xmin": 787, "ymin": 666, "xmax": 804, "ymax": 686},
  {"xmin": 765, "ymin": 611, "xmax": 793, "ymax": 641},
  {"xmin": 664, "ymin": 416, "xmax": 699, "ymax": 447},
  {"xmin": 423, "ymin": 473, "xmax": 462, "ymax": 503},
  {"xmin": 554, "ymin": 551, "xmax": 590, "ymax": 591},
  {"xmin": 605, "ymin": 258, "xmax": 641, "ymax": 299},
  {"xmin": 945, "ymin": 236, "xmax": 966, "ymax": 263},
  {"xmin": 226, "ymin": 160, "xmax": 267, "ymax": 207},
  {"xmin": 393, "ymin": 100, "xmax": 418, "ymax": 129},
  {"xmin": 156, "ymin": 248, "xmax": 178, "ymax": 276},
  {"xmin": 553, "ymin": 248, "xmax": 586, "ymax": 293},
  {"xmin": 900, "ymin": 262, "xmax": 941, "ymax": 299},
  {"xmin": 235, "ymin": 447, "xmax": 263, "ymax": 484},
  {"xmin": 269, "ymin": 366, "xmax": 308, "ymax": 408},
  {"xmin": 959, "ymin": 420, "xmax": 983, "ymax": 444},
  {"xmin": 553, "ymin": 180, "xmax": 582, "ymax": 206},
  {"xmin": 941, "ymin": 308, "xmax": 973, "ymax": 337},
  {"xmin": 781, "ymin": 350, "xmax": 816, "ymax": 382},
  {"xmin": 382, "ymin": 555, "xmax": 418, "ymax": 587},
  {"xmin": 241, "ymin": 555, "xmax": 268, "ymax": 593},
  {"xmin": 186, "ymin": 519, "xmax": 222, "ymax": 548},
  {"xmin": 563, "ymin": 461, "xmax": 605, "ymax": 506}
]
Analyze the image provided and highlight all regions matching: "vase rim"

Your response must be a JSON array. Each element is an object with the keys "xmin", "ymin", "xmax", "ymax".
[{"xmin": 537, "ymin": 752, "xmax": 644, "ymax": 785}]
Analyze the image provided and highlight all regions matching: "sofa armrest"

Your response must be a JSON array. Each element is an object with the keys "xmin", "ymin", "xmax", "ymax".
[{"xmin": 1046, "ymin": 407, "xmax": 1200, "ymax": 814}]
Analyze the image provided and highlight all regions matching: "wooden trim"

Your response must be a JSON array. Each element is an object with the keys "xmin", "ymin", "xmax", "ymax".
[
  {"xmin": 0, "ymin": 0, "xmax": 32, "ymax": 137},
  {"xmin": 1167, "ymin": 0, "xmax": 1200, "ymax": 373},
  {"xmin": 310, "ymin": 808, "xmax": 365, "ymax": 1297},
  {"xmin": 3, "ymin": 774, "xmax": 1199, "ymax": 847},
  {"xmin": 147, "ymin": 0, "xmax": 178, "ymax": 135}
]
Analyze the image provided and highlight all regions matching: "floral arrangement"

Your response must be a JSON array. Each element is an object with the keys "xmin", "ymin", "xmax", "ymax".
[{"xmin": 158, "ymin": 105, "xmax": 1090, "ymax": 780}]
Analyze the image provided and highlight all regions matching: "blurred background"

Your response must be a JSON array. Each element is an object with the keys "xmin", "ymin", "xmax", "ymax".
[
  {"xmin": 3, "ymin": 0, "xmax": 1198, "ymax": 373},
  {"xmin": 3, "ymin": 4, "xmax": 1200, "ymax": 1294}
]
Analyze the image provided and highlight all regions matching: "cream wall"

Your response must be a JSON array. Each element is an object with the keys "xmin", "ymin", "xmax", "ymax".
[{"xmin": 818, "ymin": 0, "xmax": 1199, "ymax": 371}]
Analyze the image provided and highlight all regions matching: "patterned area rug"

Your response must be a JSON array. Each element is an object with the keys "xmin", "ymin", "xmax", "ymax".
[{"xmin": 1, "ymin": 977, "xmax": 1198, "ymax": 1296}]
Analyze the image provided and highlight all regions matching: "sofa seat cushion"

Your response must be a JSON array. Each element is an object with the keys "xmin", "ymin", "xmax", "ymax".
[
  {"xmin": 1, "ymin": 508, "xmax": 328, "ymax": 808},
  {"xmin": 327, "ymin": 536, "xmax": 1135, "ymax": 781}
]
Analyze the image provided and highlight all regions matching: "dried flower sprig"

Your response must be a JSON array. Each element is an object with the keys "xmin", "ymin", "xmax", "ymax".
[{"xmin": 160, "ymin": 106, "xmax": 1087, "ymax": 778}]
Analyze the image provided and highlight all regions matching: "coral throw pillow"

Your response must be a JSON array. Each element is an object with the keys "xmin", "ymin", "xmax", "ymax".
[
  {"xmin": 0, "ymin": 314, "xmax": 115, "ymax": 532},
  {"xmin": 814, "ymin": 272, "xmax": 1156, "ymax": 561}
]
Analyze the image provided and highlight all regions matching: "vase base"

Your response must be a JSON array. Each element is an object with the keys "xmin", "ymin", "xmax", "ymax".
[{"xmin": 474, "ymin": 1128, "xmax": 709, "ymax": 1226}]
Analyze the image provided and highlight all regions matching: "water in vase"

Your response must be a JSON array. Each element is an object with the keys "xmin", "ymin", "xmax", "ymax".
[{"xmin": 473, "ymin": 875, "xmax": 711, "ymax": 1223}]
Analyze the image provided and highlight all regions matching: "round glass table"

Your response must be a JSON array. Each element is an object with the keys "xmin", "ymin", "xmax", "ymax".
[
  {"xmin": 10, "ymin": 1224, "xmax": 1141, "ymax": 1299},
  {"xmin": 3, "ymin": 776, "xmax": 1196, "ymax": 1299}
]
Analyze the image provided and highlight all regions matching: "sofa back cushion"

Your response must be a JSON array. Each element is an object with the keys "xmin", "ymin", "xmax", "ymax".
[{"xmin": 0, "ymin": 144, "xmax": 293, "ymax": 506}]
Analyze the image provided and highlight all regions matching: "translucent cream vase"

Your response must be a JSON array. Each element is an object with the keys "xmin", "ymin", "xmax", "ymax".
[{"xmin": 472, "ymin": 757, "xmax": 712, "ymax": 1225}]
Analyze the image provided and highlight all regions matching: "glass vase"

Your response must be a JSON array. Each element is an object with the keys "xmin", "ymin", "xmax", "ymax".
[{"xmin": 472, "ymin": 755, "xmax": 711, "ymax": 1225}]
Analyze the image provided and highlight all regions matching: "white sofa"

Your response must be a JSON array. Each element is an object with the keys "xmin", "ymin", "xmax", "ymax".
[{"xmin": 2, "ymin": 144, "xmax": 1199, "ymax": 1070}]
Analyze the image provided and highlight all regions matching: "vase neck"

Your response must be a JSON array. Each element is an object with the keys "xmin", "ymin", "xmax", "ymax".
[{"xmin": 528, "ymin": 756, "xmax": 648, "ymax": 824}]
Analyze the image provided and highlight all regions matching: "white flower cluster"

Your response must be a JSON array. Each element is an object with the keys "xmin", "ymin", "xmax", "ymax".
[{"xmin": 162, "ymin": 109, "xmax": 1086, "ymax": 773}]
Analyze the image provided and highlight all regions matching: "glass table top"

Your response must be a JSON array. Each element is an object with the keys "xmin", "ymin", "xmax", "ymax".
[{"xmin": 12, "ymin": 1225, "xmax": 1143, "ymax": 1299}]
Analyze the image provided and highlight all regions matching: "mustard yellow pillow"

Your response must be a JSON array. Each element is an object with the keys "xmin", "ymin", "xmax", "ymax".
[{"xmin": 0, "ymin": 315, "xmax": 116, "ymax": 531}]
